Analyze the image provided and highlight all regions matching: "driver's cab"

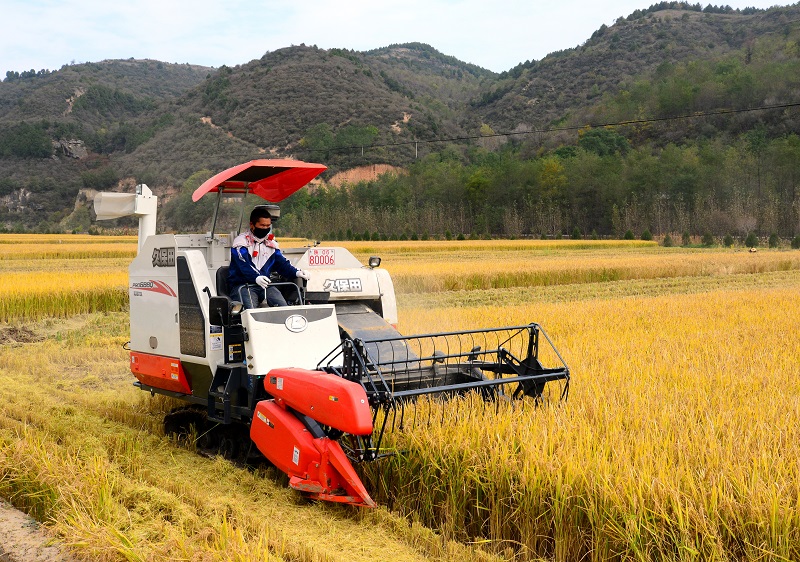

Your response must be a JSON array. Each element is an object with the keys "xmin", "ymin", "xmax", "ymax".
[
  {"xmin": 213, "ymin": 203, "xmax": 309, "ymax": 309},
  {"xmin": 95, "ymin": 160, "xmax": 396, "ymax": 403}
]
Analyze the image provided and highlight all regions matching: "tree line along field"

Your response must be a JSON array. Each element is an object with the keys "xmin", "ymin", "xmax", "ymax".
[{"xmin": 0, "ymin": 235, "xmax": 799, "ymax": 561}]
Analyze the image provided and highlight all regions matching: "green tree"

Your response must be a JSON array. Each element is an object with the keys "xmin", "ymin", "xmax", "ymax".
[
  {"xmin": 465, "ymin": 168, "xmax": 491, "ymax": 207},
  {"xmin": 578, "ymin": 127, "xmax": 630, "ymax": 157},
  {"xmin": 0, "ymin": 122, "xmax": 51, "ymax": 158},
  {"xmin": 301, "ymin": 123, "xmax": 335, "ymax": 156},
  {"xmin": 335, "ymin": 124, "xmax": 379, "ymax": 150},
  {"xmin": 160, "ymin": 169, "xmax": 214, "ymax": 231},
  {"xmin": 768, "ymin": 233, "xmax": 779, "ymax": 248},
  {"xmin": 537, "ymin": 157, "xmax": 568, "ymax": 200}
]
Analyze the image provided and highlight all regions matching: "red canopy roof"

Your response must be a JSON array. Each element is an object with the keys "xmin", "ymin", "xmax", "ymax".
[{"xmin": 192, "ymin": 159, "xmax": 327, "ymax": 202}]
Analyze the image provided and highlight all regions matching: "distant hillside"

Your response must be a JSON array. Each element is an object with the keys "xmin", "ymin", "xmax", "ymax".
[
  {"xmin": 180, "ymin": 43, "xmax": 492, "ymax": 159},
  {"xmin": 0, "ymin": 59, "xmax": 211, "ymax": 124},
  {"xmin": 476, "ymin": 5, "xmax": 800, "ymax": 145},
  {"xmin": 105, "ymin": 42, "xmax": 497, "ymax": 187},
  {"xmin": 1, "ymin": 3, "xmax": 799, "ymax": 235}
]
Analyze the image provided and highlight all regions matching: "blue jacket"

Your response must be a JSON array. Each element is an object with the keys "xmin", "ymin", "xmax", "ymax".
[{"xmin": 227, "ymin": 233, "xmax": 298, "ymax": 290}]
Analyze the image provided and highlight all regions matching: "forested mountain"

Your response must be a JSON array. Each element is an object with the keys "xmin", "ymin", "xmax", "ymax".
[{"xmin": 1, "ymin": 3, "xmax": 800, "ymax": 240}]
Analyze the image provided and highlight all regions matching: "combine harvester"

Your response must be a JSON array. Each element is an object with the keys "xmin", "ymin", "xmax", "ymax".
[{"xmin": 94, "ymin": 159, "xmax": 569, "ymax": 507}]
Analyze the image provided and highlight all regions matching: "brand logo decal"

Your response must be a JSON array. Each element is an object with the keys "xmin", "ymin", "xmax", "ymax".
[
  {"xmin": 323, "ymin": 278, "xmax": 363, "ymax": 292},
  {"xmin": 285, "ymin": 315, "xmax": 308, "ymax": 333},
  {"xmin": 152, "ymin": 247, "xmax": 175, "ymax": 267},
  {"xmin": 130, "ymin": 280, "xmax": 176, "ymax": 297}
]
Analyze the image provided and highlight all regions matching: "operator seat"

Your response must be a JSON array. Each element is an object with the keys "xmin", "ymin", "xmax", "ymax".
[{"xmin": 216, "ymin": 266, "xmax": 230, "ymax": 298}]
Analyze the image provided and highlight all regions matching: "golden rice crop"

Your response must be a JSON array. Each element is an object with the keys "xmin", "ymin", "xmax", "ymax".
[
  {"xmin": 0, "ymin": 243, "xmax": 138, "ymax": 260},
  {"xmin": 0, "ymin": 234, "xmax": 138, "ymax": 244},
  {"xmin": 1, "ymin": 235, "xmax": 799, "ymax": 560},
  {"xmin": 337, "ymin": 239, "xmax": 658, "ymax": 255},
  {"xmin": 386, "ymin": 248, "xmax": 800, "ymax": 293},
  {"xmin": 0, "ymin": 269, "xmax": 128, "ymax": 321},
  {"xmin": 364, "ymin": 282, "xmax": 800, "ymax": 561}
]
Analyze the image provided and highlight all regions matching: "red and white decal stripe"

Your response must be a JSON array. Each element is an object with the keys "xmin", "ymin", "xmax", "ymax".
[{"xmin": 131, "ymin": 280, "xmax": 177, "ymax": 297}]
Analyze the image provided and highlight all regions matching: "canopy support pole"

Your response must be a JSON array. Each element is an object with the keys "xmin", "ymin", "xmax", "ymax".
[
  {"xmin": 210, "ymin": 187, "xmax": 224, "ymax": 236},
  {"xmin": 237, "ymin": 184, "xmax": 251, "ymax": 233}
]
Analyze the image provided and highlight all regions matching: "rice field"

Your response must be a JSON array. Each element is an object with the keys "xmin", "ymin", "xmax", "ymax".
[{"xmin": 0, "ymin": 234, "xmax": 799, "ymax": 561}]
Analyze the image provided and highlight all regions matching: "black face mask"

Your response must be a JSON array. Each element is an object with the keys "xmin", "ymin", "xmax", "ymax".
[{"xmin": 252, "ymin": 226, "xmax": 272, "ymax": 239}]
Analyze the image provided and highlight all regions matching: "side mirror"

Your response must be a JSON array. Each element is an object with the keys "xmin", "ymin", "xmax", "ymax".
[{"xmin": 209, "ymin": 296, "xmax": 230, "ymax": 326}]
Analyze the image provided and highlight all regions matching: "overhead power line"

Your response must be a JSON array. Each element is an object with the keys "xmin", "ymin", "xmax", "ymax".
[{"xmin": 292, "ymin": 101, "xmax": 800, "ymax": 156}]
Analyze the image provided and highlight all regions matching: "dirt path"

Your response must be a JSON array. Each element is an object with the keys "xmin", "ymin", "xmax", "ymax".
[{"xmin": 0, "ymin": 500, "xmax": 75, "ymax": 562}]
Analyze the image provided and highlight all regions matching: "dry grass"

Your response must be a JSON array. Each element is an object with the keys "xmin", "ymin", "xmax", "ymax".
[
  {"xmin": 0, "ymin": 314, "xmax": 499, "ymax": 562},
  {"xmin": 1, "ymin": 234, "xmax": 799, "ymax": 560}
]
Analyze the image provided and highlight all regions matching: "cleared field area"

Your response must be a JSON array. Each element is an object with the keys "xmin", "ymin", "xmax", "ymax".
[
  {"xmin": 0, "ymin": 314, "xmax": 495, "ymax": 562},
  {"xmin": 1, "ymin": 235, "xmax": 798, "ymax": 560}
]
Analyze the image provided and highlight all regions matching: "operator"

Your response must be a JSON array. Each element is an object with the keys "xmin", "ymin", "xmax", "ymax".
[{"xmin": 227, "ymin": 206, "xmax": 310, "ymax": 308}]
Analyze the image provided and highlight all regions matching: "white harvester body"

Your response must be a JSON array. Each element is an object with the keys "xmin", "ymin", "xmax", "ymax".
[{"xmin": 95, "ymin": 183, "xmax": 398, "ymax": 400}]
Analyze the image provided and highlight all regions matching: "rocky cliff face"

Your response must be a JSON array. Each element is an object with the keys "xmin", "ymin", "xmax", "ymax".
[
  {"xmin": 1, "ymin": 188, "xmax": 38, "ymax": 214},
  {"xmin": 52, "ymin": 139, "xmax": 88, "ymax": 160}
]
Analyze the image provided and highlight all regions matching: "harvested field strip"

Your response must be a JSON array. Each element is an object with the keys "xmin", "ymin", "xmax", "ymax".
[
  {"xmin": 0, "ymin": 257, "xmax": 130, "ymax": 273},
  {"xmin": 0, "ymin": 314, "xmax": 498, "ymax": 562},
  {"xmin": 2, "ymin": 250, "xmax": 799, "ymax": 321}
]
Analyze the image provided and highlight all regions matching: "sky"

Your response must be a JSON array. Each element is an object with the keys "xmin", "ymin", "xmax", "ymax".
[{"xmin": 1, "ymin": 0, "xmax": 791, "ymax": 78}]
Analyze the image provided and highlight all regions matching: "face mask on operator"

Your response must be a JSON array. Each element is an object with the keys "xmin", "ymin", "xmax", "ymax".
[{"xmin": 251, "ymin": 224, "xmax": 273, "ymax": 240}]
